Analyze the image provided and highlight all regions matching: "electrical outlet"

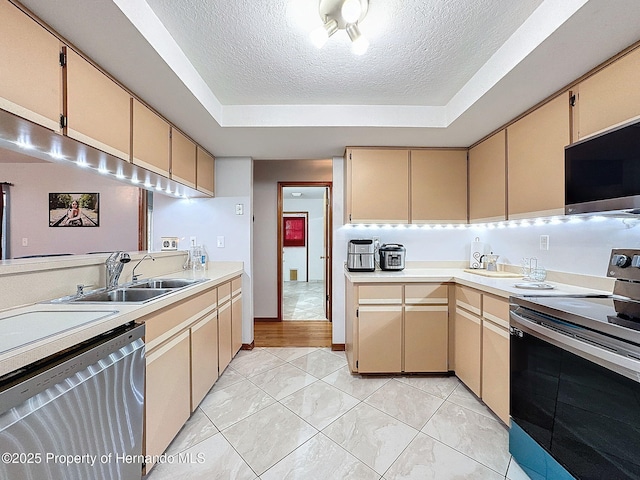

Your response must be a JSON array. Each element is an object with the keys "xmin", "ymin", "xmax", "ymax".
[
  {"xmin": 540, "ymin": 235, "xmax": 550, "ymax": 250},
  {"xmin": 22, "ymin": 237, "xmax": 28, "ymax": 247},
  {"xmin": 217, "ymin": 236, "xmax": 225, "ymax": 248},
  {"xmin": 235, "ymin": 204, "xmax": 244, "ymax": 215}
]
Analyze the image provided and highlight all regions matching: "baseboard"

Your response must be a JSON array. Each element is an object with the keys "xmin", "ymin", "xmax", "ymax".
[
  {"xmin": 254, "ymin": 317, "xmax": 281, "ymax": 322},
  {"xmin": 331, "ymin": 343, "xmax": 345, "ymax": 351},
  {"xmin": 241, "ymin": 341, "xmax": 255, "ymax": 350}
]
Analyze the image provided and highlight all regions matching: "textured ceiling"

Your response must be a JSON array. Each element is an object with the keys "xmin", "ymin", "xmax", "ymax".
[
  {"xmin": 145, "ymin": 0, "xmax": 543, "ymax": 106},
  {"xmin": 12, "ymin": 0, "xmax": 640, "ymax": 159}
]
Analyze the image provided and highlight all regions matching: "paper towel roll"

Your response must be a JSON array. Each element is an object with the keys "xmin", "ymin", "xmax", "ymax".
[{"xmin": 469, "ymin": 237, "xmax": 484, "ymax": 269}]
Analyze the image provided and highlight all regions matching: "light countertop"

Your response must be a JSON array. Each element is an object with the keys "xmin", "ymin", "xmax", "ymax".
[
  {"xmin": 0, "ymin": 262, "xmax": 243, "ymax": 377},
  {"xmin": 344, "ymin": 267, "xmax": 611, "ymax": 298}
]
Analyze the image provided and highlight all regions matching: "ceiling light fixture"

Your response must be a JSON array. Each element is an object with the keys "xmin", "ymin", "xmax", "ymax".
[
  {"xmin": 310, "ymin": 0, "xmax": 370, "ymax": 54},
  {"xmin": 291, "ymin": 192, "xmax": 303, "ymax": 197}
]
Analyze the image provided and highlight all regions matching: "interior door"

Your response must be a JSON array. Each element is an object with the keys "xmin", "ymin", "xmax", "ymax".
[{"xmin": 323, "ymin": 187, "xmax": 331, "ymax": 320}]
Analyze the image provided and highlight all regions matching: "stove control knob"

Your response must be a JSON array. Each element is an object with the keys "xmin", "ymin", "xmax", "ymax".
[
  {"xmin": 632, "ymin": 255, "xmax": 640, "ymax": 268},
  {"xmin": 612, "ymin": 254, "xmax": 631, "ymax": 267}
]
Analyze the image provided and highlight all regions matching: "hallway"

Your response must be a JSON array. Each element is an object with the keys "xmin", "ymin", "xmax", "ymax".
[{"xmin": 283, "ymin": 280, "xmax": 327, "ymax": 320}]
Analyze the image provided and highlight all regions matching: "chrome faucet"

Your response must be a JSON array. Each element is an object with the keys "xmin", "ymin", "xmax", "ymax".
[
  {"xmin": 132, "ymin": 254, "xmax": 155, "ymax": 282},
  {"xmin": 105, "ymin": 251, "xmax": 131, "ymax": 289}
]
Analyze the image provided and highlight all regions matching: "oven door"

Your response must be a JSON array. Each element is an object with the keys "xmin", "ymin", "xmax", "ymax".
[{"xmin": 510, "ymin": 306, "xmax": 640, "ymax": 480}]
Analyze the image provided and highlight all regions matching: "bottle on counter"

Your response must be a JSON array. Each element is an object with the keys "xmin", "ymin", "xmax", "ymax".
[{"xmin": 200, "ymin": 245, "xmax": 208, "ymax": 271}]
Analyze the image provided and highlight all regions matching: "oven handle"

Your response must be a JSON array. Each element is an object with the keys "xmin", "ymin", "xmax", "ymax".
[{"xmin": 510, "ymin": 310, "xmax": 640, "ymax": 382}]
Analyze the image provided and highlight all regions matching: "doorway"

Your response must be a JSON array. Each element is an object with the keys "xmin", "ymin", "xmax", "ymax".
[{"xmin": 278, "ymin": 182, "xmax": 332, "ymax": 322}]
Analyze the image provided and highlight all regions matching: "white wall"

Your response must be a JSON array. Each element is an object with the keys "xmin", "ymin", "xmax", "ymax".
[
  {"xmin": 253, "ymin": 159, "xmax": 332, "ymax": 318},
  {"xmin": 282, "ymin": 197, "xmax": 325, "ymax": 282},
  {"xmin": 153, "ymin": 157, "xmax": 254, "ymax": 344},
  {"xmin": 2, "ymin": 162, "xmax": 139, "ymax": 258}
]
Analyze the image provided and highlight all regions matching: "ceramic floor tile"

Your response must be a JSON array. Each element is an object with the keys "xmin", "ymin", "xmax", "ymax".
[
  {"xmin": 364, "ymin": 379, "xmax": 444, "ymax": 429},
  {"xmin": 222, "ymin": 403, "xmax": 317, "ymax": 475},
  {"xmin": 422, "ymin": 401, "xmax": 510, "ymax": 475},
  {"xmin": 322, "ymin": 402, "xmax": 418, "ymax": 475},
  {"xmin": 281, "ymin": 380, "xmax": 360, "ymax": 430},
  {"xmin": 229, "ymin": 349, "xmax": 285, "ymax": 377},
  {"xmin": 384, "ymin": 433, "xmax": 504, "ymax": 480},
  {"xmin": 446, "ymin": 383, "xmax": 496, "ymax": 420},
  {"xmin": 264, "ymin": 346, "xmax": 319, "ymax": 362},
  {"xmin": 146, "ymin": 432, "xmax": 256, "ymax": 480},
  {"xmin": 322, "ymin": 366, "xmax": 392, "ymax": 400},
  {"xmin": 507, "ymin": 457, "xmax": 533, "ymax": 480},
  {"xmin": 290, "ymin": 349, "xmax": 348, "ymax": 378},
  {"xmin": 395, "ymin": 375, "xmax": 460, "ymax": 399},
  {"xmin": 164, "ymin": 407, "xmax": 218, "ymax": 456},
  {"xmin": 211, "ymin": 366, "xmax": 245, "ymax": 390},
  {"xmin": 247, "ymin": 363, "xmax": 317, "ymax": 400},
  {"xmin": 261, "ymin": 433, "xmax": 380, "ymax": 480},
  {"xmin": 199, "ymin": 379, "xmax": 275, "ymax": 430}
]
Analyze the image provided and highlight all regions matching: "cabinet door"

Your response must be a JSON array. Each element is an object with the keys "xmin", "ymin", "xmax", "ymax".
[
  {"xmin": 404, "ymin": 306, "xmax": 448, "ymax": 372},
  {"xmin": 577, "ymin": 47, "xmax": 640, "ymax": 139},
  {"xmin": 347, "ymin": 149, "xmax": 409, "ymax": 223},
  {"xmin": 66, "ymin": 48, "xmax": 131, "ymax": 160},
  {"xmin": 358, "ymin": 306, "xmax": 402, "ymax": 373},
  {"xmin": 171, "ymin": 128, "xmax": 197, "ymax": 188},
  {"xmin": 132, "ymin": 98, "xmax": 170, "ymax": 176},
  {"xmin": 231, "ymin": 293, "xmax": 243, "ymax": 356},
  {"xmin": 145, "ymin": 331, "xmax": 191, "ymax": 465},
  {"xmin": 482, "ymin": 320, "xmax": 509, "ymax": 424},
  {"xmin": 454, "ymin": 308, "xmax": 482, "ymax": 396},
  {"xmin": 191, "ymin": 311, "xmax": 218, "ymax": 411},
  {"xmin": 196, "ymin": 145, "xmax": 215, "ymax": 196},
  {"xmin": 0, "ymin": 1, "xmax": 61, "ymax": 132},
  {"xmin": 508, "ymin": 94, "xmax": 569, "ymax": 219},
  {"xmin": 218, "ymin": 301, "xmax": 232, "ymax": 373},
  {"xmin": 411, "ymin": 150, "xmax": 467, "ymax": 223},
  {"xmin": 469, "ymin": 130, "xmax": 506, "ymax": 223}
]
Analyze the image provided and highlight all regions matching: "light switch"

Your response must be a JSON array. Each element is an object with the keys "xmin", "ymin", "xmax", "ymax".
[
  {"xmin": 22, "ymin": 238, "xmax": 28, "ymax": 246},
  {"xmin": 217, "ymin": 236, "xmax": 225, "ymax": 248},
  {"xmin": 235, "ymin": 204, "xmax": 244, "ymax": 215}
]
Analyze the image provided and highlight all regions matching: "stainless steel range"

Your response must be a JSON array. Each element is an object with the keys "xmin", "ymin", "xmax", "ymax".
[{"xmin": 509, "ymin": 249, "xmax": 640, "ymax": 480}]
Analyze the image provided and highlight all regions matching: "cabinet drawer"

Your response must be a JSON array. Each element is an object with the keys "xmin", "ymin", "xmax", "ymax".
[
  {"xmin": 358, "ymin": 285, "xmax": 403, "ymax": 305},
  {"xmin": 232, "ymin": 276, "xmax": 242, "ymax": 297},
  {"xmin": 144, "ymin": 288, "xmax": 217, "ymax": 349},
  {"xmin": 455, "ymin": 285, "xmax": 482, "ymax": 315},
  {"xmin": 482, "ymin": 294, "xmax": 509, "ymax": 329},
  {"xmin": 218, "ymin": 282, "xmax": 231, "ymax": 305},
  {"xmin": 405, "ymin": 284, "xmax": 448, "ymax": 305}
]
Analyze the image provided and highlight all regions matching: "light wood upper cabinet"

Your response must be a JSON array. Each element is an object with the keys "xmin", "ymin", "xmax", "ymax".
[
  {"xmin": 0, "ymin": 1, "xmax": 61, "ymax": 132},
  {"xmin": 132, "ymin": 99, "xmax": 170, "ymax": 176},
  {"xmin": 346, "ymin": 148, "xmax": 409, "ymax": 223},
  {"xmin": 576, "ymin": 47, "xmax": 640, "ymax": 140},
  {"xmin": 507, "ymin": 93, "xmax": 570, "ymax": 219},
  {"xmin": 196, "ymin": 145, "xmax": 215, "ymax": 196},
  {"xmin": 411, "ymin": 150, "xmax": 467, "ymax": 223},
  {"xmin": 469, "ymin": 130, "xmax": 506, "ymax": 223},
  {"xmin": 171, "ymin": 128, "xmax": 197, "ymax": 188},
  {"xmin": 66, "ymin": 48, "xmax": 131, "ymax": 160}
]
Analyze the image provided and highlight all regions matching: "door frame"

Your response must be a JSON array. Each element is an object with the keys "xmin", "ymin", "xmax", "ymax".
[{"xmin": 277, "ymin": 181, "xmax": 333, "ymax": 322}]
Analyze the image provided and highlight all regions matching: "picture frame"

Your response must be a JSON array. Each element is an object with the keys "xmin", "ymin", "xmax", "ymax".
[
  {"xmin": 49, "ymin": 193, "xmax": 100, "ymax": 227},
  {"xmin": 283, "ymin": 213, "xmax": 307, "ymax": 247}
]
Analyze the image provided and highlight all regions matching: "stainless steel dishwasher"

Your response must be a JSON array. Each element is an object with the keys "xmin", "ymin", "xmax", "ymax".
[{"xmin": 0, "ymin": 322, "xmax": 145, "ymax": 480}]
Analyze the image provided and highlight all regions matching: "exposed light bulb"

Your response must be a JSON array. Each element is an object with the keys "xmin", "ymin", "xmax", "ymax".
[
  {"xmin": 351, "ymin": 34, "xmax": 369, "ymax": 55},
  {"xmin": 310, "ymin": 19, "xmax": 338, "ymax": 49},
  {"xmin": 341, "ymin": 0, "xmax": 362, "ymax": 23}
]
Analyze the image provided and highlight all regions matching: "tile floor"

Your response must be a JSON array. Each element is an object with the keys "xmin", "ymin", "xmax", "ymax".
[
  {"xmin": 282, "ymin": 280, "xmax": 327, "ymax": 320},
  {"xmin": 146, "ymin": 347, "xmax": 531, "ymax": 480}
]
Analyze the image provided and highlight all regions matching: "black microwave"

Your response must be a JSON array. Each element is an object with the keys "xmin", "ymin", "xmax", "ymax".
[{"xmin": 565, "ymin": 119, "xmax": 640, "ymax": 215}]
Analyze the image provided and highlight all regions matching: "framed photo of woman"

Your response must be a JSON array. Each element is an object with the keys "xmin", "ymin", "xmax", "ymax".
[{"xmin": 49, "ymin": 193, "xmax": 100, "ymax": 227}]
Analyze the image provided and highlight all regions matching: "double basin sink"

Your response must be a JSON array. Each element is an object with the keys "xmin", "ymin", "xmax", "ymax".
[{"xmin": 51, "ymin": 278, "xmax": 207, "ymax": 304}]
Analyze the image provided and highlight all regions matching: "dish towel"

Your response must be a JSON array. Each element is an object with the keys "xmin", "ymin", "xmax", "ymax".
[{"xmin": 469, "ymin": 237, "xmax": 484, "ymax": 269}]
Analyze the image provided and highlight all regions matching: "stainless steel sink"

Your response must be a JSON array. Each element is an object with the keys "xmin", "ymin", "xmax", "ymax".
[
  {"xmin": 127, "ymin": 278, "xmax": 206, "ymax": 289},
  {"xmin": 72, "ymin": 288, "xmax": 173, "ymax": 303}
]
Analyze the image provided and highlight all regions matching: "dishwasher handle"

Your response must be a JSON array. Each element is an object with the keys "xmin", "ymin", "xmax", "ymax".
[{"xmin": 510, "ymin": 309, "xmax": 640, "ymax": 382}]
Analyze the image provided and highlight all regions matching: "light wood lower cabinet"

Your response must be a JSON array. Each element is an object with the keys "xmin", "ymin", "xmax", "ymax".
[
  {"xmin": 190, "ymin": 310, "xmax": 218, "ymax": 411},
  {"xmin": 145, "ymin": 330, "xmax": 191, "ymax": 469},
  {"xmin": 218, "ymin": 300, "xmax": 232, "ymax": 374},
  {"xmin": 347, "ymin": 282, "xmax": 449, "ymax": 374},
  {"xmin": 358, "ymin": 305, "xmax": 403, "ymax": 373},
  {"xmin": 454, "ymin": 306, "xmax": 482, "ymax": 396},
  {"xmin": 481, "ymin": 294, "xmax": 510, "ymax": 424},
  {"xmin": 231, "ymin": 277, "xmax": 243, "ymax": 355}
]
